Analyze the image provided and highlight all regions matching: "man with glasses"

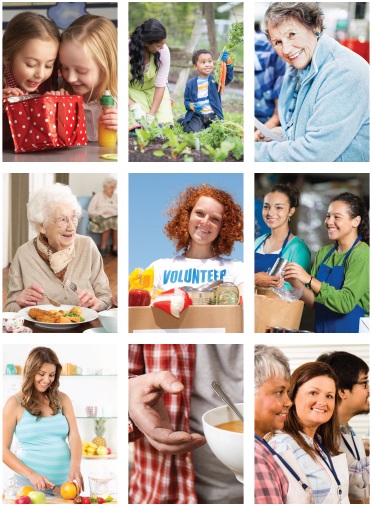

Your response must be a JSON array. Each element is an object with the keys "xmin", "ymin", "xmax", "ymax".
[{"xmin": 317, "ymin": 351, "xmax": 370, "ymax": 503}]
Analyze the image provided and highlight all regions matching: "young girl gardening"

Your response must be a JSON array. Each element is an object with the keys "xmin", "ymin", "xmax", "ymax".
[
  {"xmin": 56, "ymin": 14, "xmax": 118, "ymax": 141},
  {"xmin": 3, "ymin": 12, "xmax": 60, "ymax": 98}
]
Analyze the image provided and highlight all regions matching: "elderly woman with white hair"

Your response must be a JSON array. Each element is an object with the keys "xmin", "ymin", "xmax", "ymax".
[
  {"xmin": 255, "ymin": 345, "xmax": 313, "ymax": 504},
  {"xmin": 5, "ymin": 183, "xmax": 112, "ymax": 312},
  {"xmin": 87, "ymin": 176, "xmax": 118, "ymax": 257}
]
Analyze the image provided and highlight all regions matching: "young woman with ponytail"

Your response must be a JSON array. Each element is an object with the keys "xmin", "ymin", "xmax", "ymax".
[
  {"xmin": 128, "ymin": 18, "xmax": 173, "ymax": 130},
  {"xmin": 284, "ymin": 192, "xmax": 370, "ymax": 333}
]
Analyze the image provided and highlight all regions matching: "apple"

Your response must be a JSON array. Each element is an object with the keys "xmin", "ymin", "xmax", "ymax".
[
  {"xmin": 96, "ymin": 446, "xmax": 109, "ymax": 456},
  {"xmin": 106, "ymin": 447, "xmax": 112, "ymax": 455},
  {"xmin": 28, "ymin": 491, "xmax": 46, "ymax": 504},
  {"xmin": 15, "ymin": 497, "xmax": 31, "ymax": 504}
]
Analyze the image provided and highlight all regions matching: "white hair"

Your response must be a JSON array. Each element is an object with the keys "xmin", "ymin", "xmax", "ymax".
[
  {"xmin": 255, "ymin": 345, "xmax": 291, "ymax": 394},
  {"xmin": 103, "ymin": 176, "xmax": 117, "ymax": 187},
  {"xmin": 27, "ymin": 183, "xmax": 81, "ymax": 232}
]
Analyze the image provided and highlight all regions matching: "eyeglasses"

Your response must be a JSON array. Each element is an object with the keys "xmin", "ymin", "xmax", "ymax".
[
  {"xmin": 356, "ymin": 380, "xmax": 369, "ymax": 389},
  {"xmin": 55, "ymin": 213, "xmax": 79, "ymax": 227}
]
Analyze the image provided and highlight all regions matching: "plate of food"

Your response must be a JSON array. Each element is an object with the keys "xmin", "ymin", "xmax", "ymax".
[{"xmin": 18, "ymin": 305, "xmax": 98, "ymax": 330}]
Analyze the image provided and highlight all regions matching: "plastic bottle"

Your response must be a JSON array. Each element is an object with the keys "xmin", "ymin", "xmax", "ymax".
[
  {"xmin": 215, "ymin": 276, "xmax": 239, "ymax": 305},
  {"xmin": 98, "ymin": 90, "xmax": 117, "ymax": 147}
]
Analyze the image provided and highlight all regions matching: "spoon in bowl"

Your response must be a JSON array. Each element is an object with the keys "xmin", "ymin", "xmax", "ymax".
[{"xmin": 211, "ymin": 381, "xmax": 244, "ymax": 423}]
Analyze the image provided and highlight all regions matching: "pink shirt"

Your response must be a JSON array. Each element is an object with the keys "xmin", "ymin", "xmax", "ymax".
[{"xmin": 129, "ymin": 42, "xmax": 170, "ymax": 87}]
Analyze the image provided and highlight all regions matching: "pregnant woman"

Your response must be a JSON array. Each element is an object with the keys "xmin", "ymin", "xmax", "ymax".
[{"xmin": 3, "ymin": 347, "xmax": 83, "ymax": 495}]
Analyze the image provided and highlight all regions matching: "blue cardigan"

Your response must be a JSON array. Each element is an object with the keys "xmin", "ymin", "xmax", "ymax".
[
  {"xmin": 255, "ymin": 34, "xmax": 370, "ymax": 162},
  {"xmin": 184, "ymin": 66, "xmax": 234, "ymax": 122}
]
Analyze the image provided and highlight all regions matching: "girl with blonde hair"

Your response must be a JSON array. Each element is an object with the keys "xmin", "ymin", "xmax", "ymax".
[{"xmin": 57, "ymin": 14, "xmax": 118, "ymax": 141}]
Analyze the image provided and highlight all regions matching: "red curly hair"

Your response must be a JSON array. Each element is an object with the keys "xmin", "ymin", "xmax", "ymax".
[{"xmin": 164, "ymin": 184, "xmax": 243, "ymax": 256}]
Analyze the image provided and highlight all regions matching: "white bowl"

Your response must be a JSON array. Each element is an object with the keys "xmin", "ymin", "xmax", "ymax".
[
  {"xmin": 202, "ymin": 403, "xmax": 244, "ymax": 483},
  {"xmin": 98, "ymin": 310, "xmax": 118, "ymax": 333}
]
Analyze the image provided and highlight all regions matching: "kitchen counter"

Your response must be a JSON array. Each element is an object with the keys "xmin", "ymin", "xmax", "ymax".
[{"xmin": 3, "ymin": 142, "xmax": 117, "ymax": 163}]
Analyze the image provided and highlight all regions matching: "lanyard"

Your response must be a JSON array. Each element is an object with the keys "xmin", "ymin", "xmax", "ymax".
[
  {"xmin": 341, "ymin": 433, "xmax": 360, "ymax": 461},
  {"xmin": 254, "ymin": 435, "xmax": 310, "ymax": 492},
  {"xmin": 314, "ymin": 435, "xmax": 342, "ymax": 499}
]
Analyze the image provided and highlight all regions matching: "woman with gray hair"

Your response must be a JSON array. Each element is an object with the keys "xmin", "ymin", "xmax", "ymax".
[
  {"xmin": 87, "ymin": 176, "xmax": 118, "ymax": 257},
  {"xmin": 5, "ymin": 183, "xmax": 111, "ymax": 312},
  {"xmin": 255, "ymin": 345, "xmax": 313, "ymax": 503},
  {"xmin": 255, "ymin": 2, "xmax": 369, "ymax": 162}
]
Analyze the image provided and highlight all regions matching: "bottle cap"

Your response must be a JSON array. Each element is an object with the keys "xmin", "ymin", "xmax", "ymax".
[{"xmin": 100, "ymin": 90, "xmax": 115, "ymax": 106}]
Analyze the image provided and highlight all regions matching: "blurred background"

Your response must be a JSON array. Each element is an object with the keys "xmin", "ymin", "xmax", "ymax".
[{"xmin": 255, "ymin": 173, "xmax": 370, "ymax": 331}]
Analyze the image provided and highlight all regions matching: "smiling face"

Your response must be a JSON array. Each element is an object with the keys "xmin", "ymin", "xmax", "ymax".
[
  {"xmin": 263, "ymin": 191, "xmax": 295, "ymax": 231},
  {"xmin": 34, "ymin": 362, "xmax": 56, "ymax": 394},
  {"xmin": 59, "ymin": 39, "xmax": 101, "ymax": 100},
  {"xmin": 188, "ymin": 196, "xmax": 224, "ymax": 250},
  {"xmin": 347, "ymin": 372, "xmax": 370, "ymax": 416},
  {"xmin": 294, "ymin": 375, "xmax": 336, "ymax": 436},
  {"xmin": 144, "ymin": 38, "xmax": 167, "ymax": 54},
  {"xmin": 255, "ymin": 376, "xmax": 292, "ymax": 437},
  {"xmin": 11, "ymin": 38, "xmax": 59, "ymax": 92},
  {"xmin": 269, "ymin": 18, "xmax": 319, "ymax": 70},
  {"xmin": 40, "ymin": 204, "xmax": 78, "ymax": 251},
  {"xmin": 194, "ymin": 52, "xmax": 214, "ymax": 78},
  {"xmin": 325, "ymin": 201, "xmax": 360, "ymax": 243}
]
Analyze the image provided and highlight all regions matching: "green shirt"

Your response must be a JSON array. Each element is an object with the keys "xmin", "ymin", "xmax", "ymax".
[{"xmin": 312, "ymin": 242, "xmax": 369, "ymax": 315}]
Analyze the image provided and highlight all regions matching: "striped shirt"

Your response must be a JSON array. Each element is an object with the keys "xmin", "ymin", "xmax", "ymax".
[
  {"xmin": 269, "ymin": 431, "xmax": 336, "ymax": 503},
  {"xmin": 196, "ymin": 77, "xmax": 213, "ymax": 115},
  {"xmin": 14, "ymin": 399, "xmax": 70, "ymax": 484}
]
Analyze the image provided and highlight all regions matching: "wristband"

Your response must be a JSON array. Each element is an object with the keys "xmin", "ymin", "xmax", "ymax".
[{"xmin": 306, "ymin": 276, "xmax": 313, "ymax": 289}]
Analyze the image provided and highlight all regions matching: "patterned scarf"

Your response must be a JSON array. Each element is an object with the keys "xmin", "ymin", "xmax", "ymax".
[
  {"xmin": 4, "ymin": 65, "xmax": 41, "ymax": 93},
  {"xmin": 35, "ymin": 234, "xmax": 75, "ymax": 280}
]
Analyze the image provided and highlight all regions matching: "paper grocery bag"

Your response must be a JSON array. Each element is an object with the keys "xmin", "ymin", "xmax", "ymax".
[
  {"xmin": 3, "ymin": 94, "xmax": 87, "ymax": 152},
  {"xmin": 255, "ymin": 294, "xmax": 304, "ymax": 332}
]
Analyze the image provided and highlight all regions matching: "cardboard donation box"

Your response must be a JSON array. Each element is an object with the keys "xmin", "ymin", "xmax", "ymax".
[
  {"xmin": 3, "ymin": 94, "xmax": 87, "ymax": 152},
  {"xmin": 255, "ymin": 294, "xmax": 304, "ymax": 332},
  {"xmin": 129, "ymin": 305, "xmax": 243, "ymax": 333}
]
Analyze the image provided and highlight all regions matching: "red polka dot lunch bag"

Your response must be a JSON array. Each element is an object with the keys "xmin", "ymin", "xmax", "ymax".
[{"xmin": 3, "ymin": 94, "xmax": 88, "ymax": 153}]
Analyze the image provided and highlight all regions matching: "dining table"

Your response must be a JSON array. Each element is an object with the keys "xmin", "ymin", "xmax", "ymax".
[{"xmin": 3, "ymin": 142, "xmax": 117, "ymax": 163}]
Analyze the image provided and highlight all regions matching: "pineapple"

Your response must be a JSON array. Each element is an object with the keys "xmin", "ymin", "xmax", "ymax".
[{"xmin": 92, "ymin": 418, "xmax": 107, "ymax": 447}]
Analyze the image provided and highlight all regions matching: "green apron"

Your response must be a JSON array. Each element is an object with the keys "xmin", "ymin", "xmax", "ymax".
[{"xmin": 128, "ymin": 53, "xmax": 174, "ymax": 129}]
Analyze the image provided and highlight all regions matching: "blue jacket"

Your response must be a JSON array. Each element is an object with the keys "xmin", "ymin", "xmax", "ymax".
[
  {"xmin": 255, "ymin": 34, "xmax": 370, "ymax": 162},
  {"xmin": 184, "ymin": 66, "xmax": 234, "ymax": 121}
]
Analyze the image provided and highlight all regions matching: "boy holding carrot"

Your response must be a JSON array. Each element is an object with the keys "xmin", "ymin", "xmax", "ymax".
[{"xmin": 180, "ymin": 49, "xmax": 234, "ymax": 133}]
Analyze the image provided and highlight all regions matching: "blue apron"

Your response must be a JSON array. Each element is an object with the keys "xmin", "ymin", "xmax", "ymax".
[
  {"xmin": 315, "ymin": 236, "xmax": 367, "ymax": 333},
  {"xmin": 255, "ymin": 230, "xmax": 291, "ymax": 274}
]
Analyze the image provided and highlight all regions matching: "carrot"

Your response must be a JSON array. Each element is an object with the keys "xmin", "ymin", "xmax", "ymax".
[{"xmin": 218, "ymin": 61, "xmax": 224, "ymax": 92}]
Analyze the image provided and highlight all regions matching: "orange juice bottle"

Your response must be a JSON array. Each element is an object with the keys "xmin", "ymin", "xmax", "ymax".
[{"xmin": 98, "ymin": 90, "xmax": 117, "ymax": 147}]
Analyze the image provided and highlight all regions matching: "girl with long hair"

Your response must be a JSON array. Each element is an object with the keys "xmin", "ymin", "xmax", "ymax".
[
  {"xmin": 129, "ymin": 18, "xmax": 174, "ymax": 130},
  {"xmin": 3, "ymin": 347, "xmax": 83, "ymax": 494},
  {"xmin": 255, "ymin": 183, "xmax": 311, "ymax": 289},
  {"xmin": 284, "ymin": 192, "xmax": 369, "ymax": 332},
  {"xmin": 3, "ymin": 12, "xmax": 60, "ymax": 97},
  {"xmin": 149, "ymin": 184, "xmax": 244, "ymax": 292},
  {"xmin": 56, "ymin": 14, "xmax": 118, "ymax": 141}
]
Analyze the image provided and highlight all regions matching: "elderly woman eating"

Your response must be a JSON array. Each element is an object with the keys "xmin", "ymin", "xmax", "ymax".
[
  {"xmin": 5, "ymin": 183, "xmax": 112, "ymax": 312},
  {"xmin": 255, "ymin": 2, "xmax": 369, "ymax": 162}
]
